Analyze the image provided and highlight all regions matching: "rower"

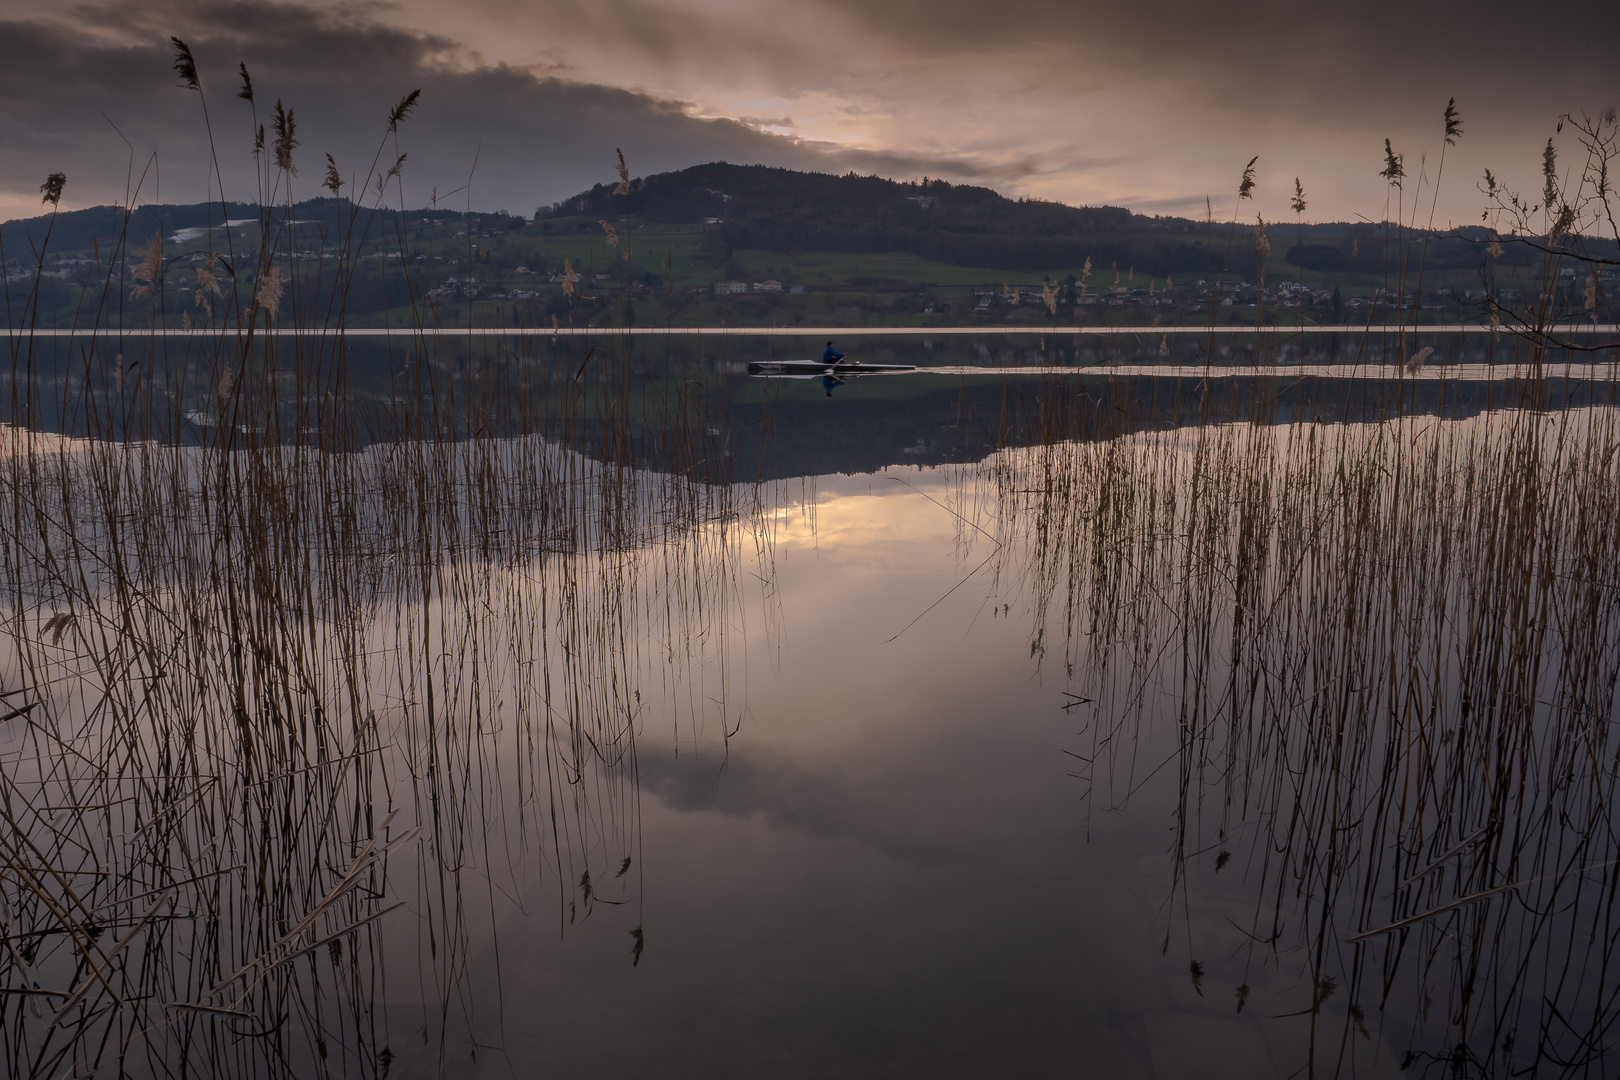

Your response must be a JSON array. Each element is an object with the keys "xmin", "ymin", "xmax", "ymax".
[{"xmin": 822, "ymin": 341, "xmax": 844, "ymax": 365}]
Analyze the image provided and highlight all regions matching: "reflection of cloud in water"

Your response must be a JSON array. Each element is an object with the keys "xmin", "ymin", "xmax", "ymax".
[{"xmin": 642, "ymin": 748, "xmax": 966, "ymax": 862}]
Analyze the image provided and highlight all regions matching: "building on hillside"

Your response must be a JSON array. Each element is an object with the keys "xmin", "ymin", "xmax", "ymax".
[
  {"xmin": 714, "ymin": 281, "xmax": 749, "ymax": 296},
  {"xmin": 753, "ymin": 280, "xmax": 783, "ymax": 293}
]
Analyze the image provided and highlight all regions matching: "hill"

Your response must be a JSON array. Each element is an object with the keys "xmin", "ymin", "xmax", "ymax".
[
  {"xmin": 6, "ymin": 162, "xmax": 1608, "ymax": 333},
  {"xmin": 548, "ymin": 162, "xmax": 1503, "ymax": 278}
]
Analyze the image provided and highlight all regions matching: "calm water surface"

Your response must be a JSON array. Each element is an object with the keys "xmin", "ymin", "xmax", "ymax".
[
  {"xmin": 407, "ymin": 470, "xmax": 1387, "ymax": 1079},
  {"xmin": 4, "ymin": 338, "xmax": 1617, "ymax": 1078}
]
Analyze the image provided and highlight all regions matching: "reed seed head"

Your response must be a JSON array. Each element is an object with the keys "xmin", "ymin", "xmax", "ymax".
[
  {"xmin": 171, "ymin": 37, "xmax": 200, "ymax": 91},
  {"xmin": 1291, "ymin": 177, "xmax": 1307, "ymax": 216},
  {"xmin": 1404, "ymin": 345, "xmax": 1433, "ymax": 372},
  {"xmin": 237, "ymin": 63, "xmax": 254, "ymax": 103},
  {"xmin": 615, "ymin": 149, "xmax": 631, "ymax": 196},
  {"xmin": 1549, "ymin": 203, "xmax": 1574, "ymax": 241},
  {"xmin": 389, "ymin": 89, "xmax": 422, "ymax": 131},
  {"xmin": 255, "ymin": 265, "xmax": 284, "ymax": 319},
  {"xmin": 1542, "ymin": 138, "xmax": 1559, "ymax": 211},
  {"xmin": 130, "ymin": 233, "xmax": 162, "ymax": 300},
  {"xmin": 1444, "ymin": 97, "xmax": 1462, "ymax": 145},
  {"xmin": 600, "ymin": 220, "xmax": 619, "ymax": 249},
  {"xmin": 1238, "ymin": 156, "xmax": 1258, "ymax": 201},
  {"xmin": 194, "ymin": 256, "xmax": 223, "ymax": 313},
  {"xmin": 39, "ymin": 172, "xmax": 66, "ymax": 207},
  {"xmin": 273, "ymin": 101, "xmax": 298, "ymax": 175},
  {"xmin": 1381, "ymin": 139, "xmax": 1405, "ymax": 186},
  {"xmin": 323, "ymin": 153, "xmax": 344, "ymax": 196}
]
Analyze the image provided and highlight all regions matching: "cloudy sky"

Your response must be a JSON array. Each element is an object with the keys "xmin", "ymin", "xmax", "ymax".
[{"xmin": 1, "ymin": 0, "xmax": 1616, "ymax": 226}]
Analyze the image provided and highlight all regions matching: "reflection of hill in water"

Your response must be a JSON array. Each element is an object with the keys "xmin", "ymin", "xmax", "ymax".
[
  {"xmin": 7, "ymin": 343, "xmax": 1620, "ymax": 1076},
  {"xmin": 574, "ymin": 371, "xmax": 1620, "ymax": 481}
]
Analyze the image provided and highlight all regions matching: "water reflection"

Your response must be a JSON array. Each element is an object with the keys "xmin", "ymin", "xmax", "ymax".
[
  {"xmin": 3, "ymin": 340, "xmax": 1619, "ymax": 1077},
  {"xmin": 980, "ymin": 407, "xmax": 1620, "ymax": 1076},
  {"xmin": 0, "ymin": 423, "xmax": 775, "ymax": 1077}
]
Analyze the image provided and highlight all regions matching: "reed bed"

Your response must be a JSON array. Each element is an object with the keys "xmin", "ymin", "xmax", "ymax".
[
  {"xmin": 0, "ymin": 394, "xmax": 775, "ymax": 1077},
  {"xmin": 969, "ymin": 366, "xmax": 1620, "ymax": 1074},
  {"xmin": 1, "ymin": 69, "xmax": 774, "ymax": 1072}
]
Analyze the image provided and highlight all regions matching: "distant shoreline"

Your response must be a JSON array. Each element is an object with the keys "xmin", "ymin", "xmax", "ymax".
[{"xmin": 6, "ymin": 324, "xmax": 1618, "ymax": 338}]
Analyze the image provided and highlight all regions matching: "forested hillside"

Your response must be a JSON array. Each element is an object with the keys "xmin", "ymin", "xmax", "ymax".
[{"xmin": 6, "ymin": 162, "xmax": 1612, "ymax": 332}]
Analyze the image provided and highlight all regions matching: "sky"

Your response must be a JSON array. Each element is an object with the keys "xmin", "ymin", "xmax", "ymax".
[{"xmin": 1, "ymin": 0, "xmax": 1616, "ymax": 227}]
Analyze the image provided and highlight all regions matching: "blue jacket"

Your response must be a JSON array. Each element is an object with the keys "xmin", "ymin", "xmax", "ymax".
[{"xmin": 822, "ymin": 346, "xmax": 844, "ymax": 364}]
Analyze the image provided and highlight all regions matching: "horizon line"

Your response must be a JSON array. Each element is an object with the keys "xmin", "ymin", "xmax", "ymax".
[{"xmin": 5, "ymin": 324, "xmax": 1618, "ymax": 339}]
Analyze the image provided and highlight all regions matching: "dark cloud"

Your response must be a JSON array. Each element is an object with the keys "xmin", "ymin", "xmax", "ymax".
[
  {"xmin": 3, "ymin": 0, "xmax": 1615, "ymax": 223},
  {"xmin": 0, "ymin": 1, "xmax": 992, "ymax": 218},
  {"xmin": 377, "ymin": 0, "xmax": 1618, "ymax": 220},
  {"xmin": 813, "ymin": 0, "xmax": 1620, "ymax": 120}
]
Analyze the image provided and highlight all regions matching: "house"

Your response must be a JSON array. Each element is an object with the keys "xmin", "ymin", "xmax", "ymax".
[
  {"xmin": 753, "ymin": 280, "xmax": 783, "ymax": 293},
  {"xmin": 789, "ymin": 285, "xmax": 809, "ymax": 295},
  {"xmin": 713, "ymin": 281, "xmax": 749, "ymax": 296}
]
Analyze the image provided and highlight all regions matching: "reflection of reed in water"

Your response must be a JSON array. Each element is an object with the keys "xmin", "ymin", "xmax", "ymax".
[
  {"xmin": 979, "ymin": 400, "xmax": 1620, "ymax": 1074},
  {"xmin": 3, "ymin": 63, "xmax": 774, "ymax": 1072},
  {"xmin": 0, "ymin": 399, "xmax": 772, "ymax": 1076}
]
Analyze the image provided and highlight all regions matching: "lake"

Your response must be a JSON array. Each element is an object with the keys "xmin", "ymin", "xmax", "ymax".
[{"xmin": 1, "ymin": 329, "xmax": 1617, "ymax": 1078}]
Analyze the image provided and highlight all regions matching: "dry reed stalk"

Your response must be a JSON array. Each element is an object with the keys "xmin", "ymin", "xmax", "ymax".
[{"xmin": 971, "ymin": 380, "xmax": 1620, "ymax": 1075}]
